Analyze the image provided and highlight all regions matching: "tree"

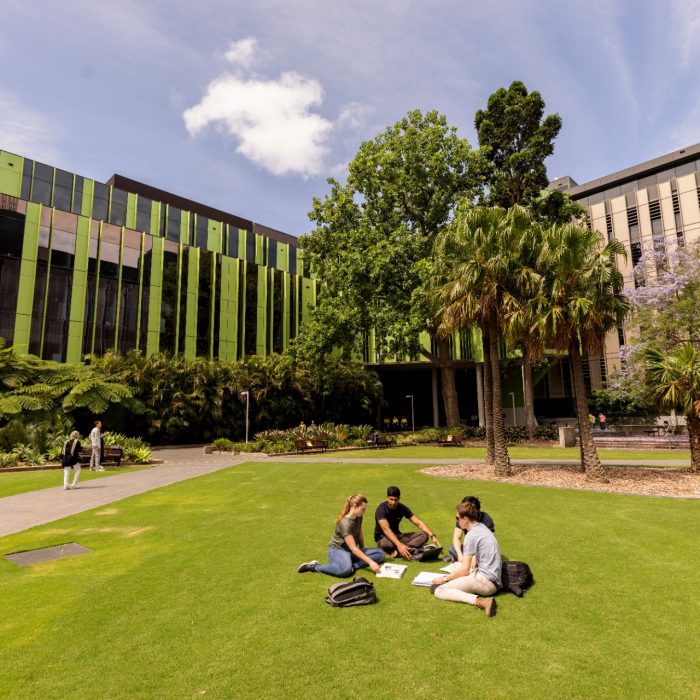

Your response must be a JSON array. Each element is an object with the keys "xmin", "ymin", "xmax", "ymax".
[
  {"xmin": 643, "ymin": 344, "xmax": 700, "ymax": 472},
  {"xmin": 475, "ymin": 80, "xmax": 564, "ymax": 438},
  {"xmin": 535, "ymin": 223, "xmax": 629, "ymax": 477},
  {"xmin": 433, "ymin": 206, "xmax": 537, "ymax": 476},
  {"xmin": 298, "ymin": 110, "xmax": 484, "ymax": 426}
]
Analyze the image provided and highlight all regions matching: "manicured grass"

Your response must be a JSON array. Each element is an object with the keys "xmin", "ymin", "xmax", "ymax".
[
  {"xmin": 0, "ymin": 459, "xmax": 697, "ymax": 699},
  {"xmin": 0, "ymin": 465, "xmax": 152, "ymax": 498},
  {"xmin": 320, "ymin": 444, "xmax": 691, "ymax": 463}
]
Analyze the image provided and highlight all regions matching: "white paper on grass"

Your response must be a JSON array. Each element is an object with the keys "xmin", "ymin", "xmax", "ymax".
[
  {"xmin": 411, "ymin": 571, "xmax": 443, "ymax": 586},
  {"xmin": 376, "ymin": 563, "xmax": 408, "ymax": 579}
]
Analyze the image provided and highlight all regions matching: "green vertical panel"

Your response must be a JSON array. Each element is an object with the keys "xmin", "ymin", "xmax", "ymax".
[
  {"xmin": 368, "ymin": 328, "xmax": 376, "ymax": 363},
  {"xmin": 276, "ymin": 242, "xmax": 288, "ymax": 272},
  {"xmin": 238, "ymin": 229, "xmax": 246, "ymax": 259},
  {"xmin": 65, "ymin": 216, "xmax": 91, "ymax": 362},
  {"xmin": 146, "ymin": 236, "xmax": 164, "ymax": 355},
  {"xmin": 180, "ymin": 211, "xmax": 190, "ymax": 245},
  {"xmin": 453, "ymin": 330, "xmax": 462, "ymax": 360},
  {"xmin": 419, "ymin": 332, "xmax": 431, "ymax": 355},
  {"xmin": 297, "ymin": 250, "xmax": 304, "ymax": 277},
  {"xmin": 126, "ymin": 193, "xmax": 137, "ymax": 229},
  {"xmin": 282, "ymin": 272, "xmax": 290, "ymax": 348},
  {"xmin": 207, "ymin": 220, "xmax": 222, "ymax": 253},
  {"xmin": 81, "ymin": 179, "xmax": 94, "ymax": 218},
  {"xmin": 0, "ymin": 151, "xmax": 23, "ymax": 196},
  {"xmin": 12, "ymin": 202, "xmax": 42, "ymax": 352},
  {"xmin": 150, "ymin": 201, "xmax": 161, "ymax": 238},
  {"xmin": 256, "ymin": 265, "xmax": 267, "ymax": 355},
  {"xmin": 184, "ymin": 247, "xmax": 199, "ymax": 358},
  {"xmin": 471, "ymin": 326, "xmax": 484, "ymax": 363},
  {"xmin": 255, "ymin": 234, "xmax": 263, "ymax": 265},
  {"xmin": 218, "ymin": 256, "xmax": 237, "ymax": 361}
]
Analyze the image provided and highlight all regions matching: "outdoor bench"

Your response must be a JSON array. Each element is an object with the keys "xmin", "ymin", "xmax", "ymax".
[
  {"xmin": 366, "ymin": 435, "xmax": 391, "ymax": 448},
  {"xmin": 437, "ymin": 434, "xmax": 464, "ymax": 446},
  {"xmin": 294, "ymin": 438, "xmax": 328, "ymax": 453},
  {"xmin": 78, "ymin": 446, "xmax": 124, "ymax": 466}
]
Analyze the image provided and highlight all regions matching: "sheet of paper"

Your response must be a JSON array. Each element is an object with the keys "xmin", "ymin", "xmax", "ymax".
[
  {"xmin": 440, "ymin": 562, "xmax": 462, "ymax": 573},
  {"xmin": 411, "ymin": 571, "xmax": 443, "ymax": 586},
  {"xmin": 376, "ymin": 563, "xmax": 408, "ymax": 579}
]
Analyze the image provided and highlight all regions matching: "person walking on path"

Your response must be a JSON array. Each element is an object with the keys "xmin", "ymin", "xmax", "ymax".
[
  {"xmin": 89, "ymin": 420, "xmax": 104, "ymax": 471},
  {"xmin": 598, "ymin": 413, "xmax": 607, "ymax": 431},
  {"xmin": 297, "ymin": 493, "xmax": 385, "ymax": 577},
  {"xmin": 61, "ymin": 431, "xmax": 82, "ymax": 489}
]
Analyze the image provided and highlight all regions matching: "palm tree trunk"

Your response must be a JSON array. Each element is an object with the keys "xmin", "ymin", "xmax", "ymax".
[
  {"xmin": 488, "ymin": 312, "xmax": 511, "ymax": 476},
  {"xmin": 522, "ymin": 348, "xmax": 537, "ymax": 441},
  {"xmin": 437, "ymin": 337, "xmax": 460, "ymax": 427},
  {"xmin": 570, "ymin": 344, "xmax": 604, "ymax": 478},
  {"xmin": 687, "ymin": 412, "xmax": 700, "ymax": 473},
  {"xmin": 482, "ymin": 330, "xmax": 495, "ymax": 466}
]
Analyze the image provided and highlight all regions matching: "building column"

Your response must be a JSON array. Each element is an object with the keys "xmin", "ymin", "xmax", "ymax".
[
  {"xmin": 476, "ymin": 364, "xmax": 485, "ymax": 427},
  {"xmin": 432, "ymin": 368, "xmax": 439, "ymax": 427}
]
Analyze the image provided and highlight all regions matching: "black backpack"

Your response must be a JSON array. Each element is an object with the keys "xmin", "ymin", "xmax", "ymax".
[
  {"xmin": 325, "ymin": 577, "xmax": 378, "ymax": 607},
  {"xmin": 501, "ymin": 561, "xmax": 533, "ymax": 597}
]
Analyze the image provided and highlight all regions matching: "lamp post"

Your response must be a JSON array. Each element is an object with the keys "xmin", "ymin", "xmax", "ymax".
[
  {"xmin": 240, "ymin": 391, "xmax": 250, "ymax": 443},
  {"xmin": 509, "ymin": 391, "xmax": 516, "ymax": 426},
  {"xmin": 405, "ymin": 394, "xmax": 415, "ymax": 433}
]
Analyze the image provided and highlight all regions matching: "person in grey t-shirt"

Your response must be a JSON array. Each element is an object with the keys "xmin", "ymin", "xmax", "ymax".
[{"xmin": 431, "ymin": 500, "xmax": 501, "ymax": 617}]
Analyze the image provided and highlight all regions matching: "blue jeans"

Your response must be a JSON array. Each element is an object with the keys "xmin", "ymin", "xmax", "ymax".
[{"xmin": 316, "ymin": 546, "xmax": 385, "ymax": 578}]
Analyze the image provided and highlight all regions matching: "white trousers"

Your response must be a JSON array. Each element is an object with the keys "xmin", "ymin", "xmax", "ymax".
[
  {"xmin": 434, "ymin": 570, "xmax": 498, "ymax": 605},
  {"xmin": 63, "ymin": 465, "xmax": 80, "ymax": 488},
  {"xmin": 89, "ymin": 446, "xmax": 101, "ymax": 470}
]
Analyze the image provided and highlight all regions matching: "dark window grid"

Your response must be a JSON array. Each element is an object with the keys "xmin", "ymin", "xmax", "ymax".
[
  {"xmin": 21, "ymin": 159, "xmax": 33, "ymax": 200},
  {"xmin": 272, "ymin": 270, "xmax": 284, "ymax": 353},
  {"xmin": 177, "ymin": 248, "xmax": 188, "ymax": 354},
  {"xmin": 212, "ymin": 255, "xmax": 222, "ymax": 358},
  {"xmin": 136, "ymin": 197, "xmax": 152, "ymax": 233},
  {"xmin": 72, "ymin": 176, "xmax": 84, "ymax": 215},
  {"xmin": 196, "ymin": 215, "xmax": 208, "ymax": 249},
  {"xmin": 35, "ymin": 222, "xmax": 59, "ymax": 357},
  {"xmin": 197, "ymin": 251, "xmax": 213, "ymax": 358},
  {"xmin": 28, "ymin": 261, "xmax": 48, "ymax": 356},
  {"xmin": 268, "ymin": 240, "xmax": 277, "ymax": 269},
  {"xmin": 109, "ymin": 188, "xmax": 128, "ymax": 227},
  {"xmin": 244, "ymin": 263, "xmax": 258, "ymax": 357},
  {"xmin": 159, "ymin": 249, "xmax": 180, "ymax": 354}
]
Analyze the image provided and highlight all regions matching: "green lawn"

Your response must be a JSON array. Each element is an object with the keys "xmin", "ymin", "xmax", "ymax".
[
  {"xmin": 0, "ymin": 465, "xmax": 152, "ymax": 498},
  {"xmin": 0, "ymin": 459, "xmax": 697, "ymax": 699},
  {"xmin": 319, "ymin": 444, "xmax": 691, "ymax": 462}
]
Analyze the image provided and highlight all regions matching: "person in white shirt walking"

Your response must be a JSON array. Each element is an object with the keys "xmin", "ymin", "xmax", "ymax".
[{"xmin": 89, "ymin": 420, "xmax": 104, "ymax": 471}]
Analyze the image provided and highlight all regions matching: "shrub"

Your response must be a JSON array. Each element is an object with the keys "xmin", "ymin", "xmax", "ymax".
[
  {"xmin": 127, "ymin": 447, "xmax": 152, "ymax": 464},
  {"xmin": 211, "ymin": 438, "xmax": 237, "ymax": 453},
  {"xmin": 0, "ymin": 451, "xmax": 19, "ymax": 468},
  {"xmin": 12, "ymin": 444, "xmax": 46, "ymax": 466},
  {"xmin": 534, "ymin": 424, "xmax": 558, "ymax": 441}
]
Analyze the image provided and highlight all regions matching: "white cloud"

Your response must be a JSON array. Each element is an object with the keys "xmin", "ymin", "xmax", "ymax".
[
  {"xmin": 184, "ymin": 71, "xmax": 333, "ymax": 177},
  {"xmin": 335, "ymin": 102, "xmax": 372, "ymax": 131},
  {"xmin": 224, "ymin": 37, "xmax": 258, "ymax": 68},
  {"xmin": 0, "ymin": 89, "xmax": 59, "ymax": 163}
]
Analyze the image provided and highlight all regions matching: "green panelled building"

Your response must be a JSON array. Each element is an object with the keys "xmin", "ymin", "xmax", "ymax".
[{"xmin": 0, "ymin": 149, "xmax": 316, "ymax": 363}]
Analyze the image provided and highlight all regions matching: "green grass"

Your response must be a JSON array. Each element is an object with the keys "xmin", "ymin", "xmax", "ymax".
[
  {"xmin": 0, "ymin": 465, "xmax": 152, "ymax": 498},
  {"xmin": 320, "ymin": 444, "xmax": 691, "ymax": 462},
  {"xmin": 0, "ymin": 459, "xmax": 697, "ymax": 699}
]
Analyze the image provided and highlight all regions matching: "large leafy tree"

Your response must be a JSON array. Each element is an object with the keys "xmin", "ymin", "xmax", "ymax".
[
  {"xmin": 433, "ymin": 206, "xmax": 537, "ymax": 476},
  {"xmin": 534, "ymin": 223, "xmax": 629, "ymax": 477},
  {"xmin": 643, "ymin": 344, "xmax": 700, "ymax": 472},
  {"xmin": 474, "ymin": 80, "xmax": 564, "ymax": 438},
  {"xmin": 298, "ymin": 110, "xmax": 484, "ymax": 426}
]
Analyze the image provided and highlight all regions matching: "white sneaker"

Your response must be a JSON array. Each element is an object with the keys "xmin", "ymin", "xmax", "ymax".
[
  {"xmin": 63, "ymin": 485, "xmax": 69, "ymax": 490},
  {"xmin": 96, "ymin": 467, "xmax": 105, "ymax": 471}
]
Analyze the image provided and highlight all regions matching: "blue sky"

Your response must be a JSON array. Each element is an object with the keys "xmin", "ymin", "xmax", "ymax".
[{"xmin": 2, "ymin": 0, "xmax": 699, "ymax": 235}]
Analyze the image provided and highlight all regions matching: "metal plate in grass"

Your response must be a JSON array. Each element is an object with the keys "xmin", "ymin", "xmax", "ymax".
[{"xmin": 4, "ymin": 542, "xmax": 91, "ymax": 567}]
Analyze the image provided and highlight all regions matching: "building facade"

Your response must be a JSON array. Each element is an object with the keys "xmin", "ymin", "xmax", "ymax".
[
  {"xmin": 0, "ymin": 149, "xmax": 316, "ymax": 363},
  {"xmin": 559, "ymin": 142, "xmax": 700, "ymax": 379}
]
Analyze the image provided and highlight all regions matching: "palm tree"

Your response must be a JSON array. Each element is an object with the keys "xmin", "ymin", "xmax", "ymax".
[
  {"xmin": 643, "ymin": 344, "xmax": 700, "ymax": 472},
  {"xmin": 534, "ymin": 222, "xmax": 629, "ymax": 478},
  {"xmin": 433, "ymin": 206, "xmax": 536, "ymax": 476}
]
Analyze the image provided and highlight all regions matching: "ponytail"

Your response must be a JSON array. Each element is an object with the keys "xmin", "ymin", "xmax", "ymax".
[{"xmin": 335, "ymin": 493, "xmax": 367, "ymax": 523}]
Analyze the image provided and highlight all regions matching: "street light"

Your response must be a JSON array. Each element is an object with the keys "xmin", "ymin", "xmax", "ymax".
[
  {"xmin": 405, "ymin": 394, "xmax": 415, "ymax": 433},
  {"xmin": 240, "ymin": 390, "xmax": 250, "ymax": 443},
  {"xmin": 509, "ymin": 391, "xmax": 516, "ymax": 426}
]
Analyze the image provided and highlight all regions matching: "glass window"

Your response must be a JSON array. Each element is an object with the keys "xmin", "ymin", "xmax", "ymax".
[
  {"xmin": 167, "ymin": 206, "xmax": 181, "ymax": 242},
  {"xmin": 136, "ymin": 196, "xmax": 151, "ymax": 233},
  {"xmin": 118, "ymin": 230, "xmax": 141, "ymax": 354},
  {"xmin": 245, "ymin": 231, "xmax": 255, "ymax": 262},
  {"xmin": 197, "ymin": 250, "xmax": 213, "ymax": 357},
  {"xmin": 213, "ymin": 254, "xmax": 222, "ymax": 357},
  {"xmin": 83, "ymin": 222, "xmax": 100, "ymax": 355},
  {"xmin": 178, "ymin": 247, "xmax": 188, "ymax": 353},
  {"xmin": 272, "ymin": 269, "xmax": 283, "ymax": 353},
  {"xmin": 268, "ymin": 241, "xmax": 277, "ymax": 269},
  {"xmin": 160, "ymin": 240, "xmax": 179, "ymax": 353},
  {"xmin": 244, "ymin": 262, "xmax": 258, "ymax": 357},
  {"xmin": 21, "ymin": 159, "xmax": 33, "ymax": 200},
  {"xmin": 52, "ymin": 169, "xmax": 73, "ymax": 211},
  {"xmin": 289, "ymin": 246, "xmax": 297, "ymax": 275},
  {"xmin": 93, "ymin": 223, "xmax": 121, "ymax": 355},
  {"xmin": 139, "ymin": 235, "xmax": 152, "ymax": 352},
  {"xmin": 92, "ymin": 182, "xmax": 109, "ymax": 221},
  {"xmin": 0, "ymin": 210, "xmax": 25, "ymax": 344},
  {"xmin": 159, "ymin": 204, "xmax": 167, "ymax": 236},
  {"xmin": 72, "ymin": 176, "xmax": 84, "ymax": 214},
  {"xmin": 227, "ymin": 226, "xmax": 238, "ymax": 258},
  {"xmin": 196, "ymin": 215, "xmax": 208, "ymax": 248},
  {"xmin": 31, "ymin": 162, "xmax": 53, "ymax": 206},
  {"xmin": 109, "ymin": 187, "xmax": 128, "ymax": 227},
  {"xmin": 289, "ymin": 275, "xmax": 297, "ymax": 341}
]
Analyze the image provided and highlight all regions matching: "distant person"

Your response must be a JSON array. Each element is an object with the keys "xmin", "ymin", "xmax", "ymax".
[
  {"xmin": 588, "ymin": 413, "xmax": 596, "ymax": 428},
  {"xmin": 61, "ymin": 431, "xmax": 82, "ymax": 490},
  {"xmin": 374, "ymin": 486, "xmax": 441, "ymax": 558},
  {"xmin": 89, "ymin": 420, "xmax": 104, "ymax": 471},
  {"xmin": 298, "ymin": 493, "xmax": 385, "ymax": 577},
  {"xmin": 431, "ymin": 500, "xmax": 501, "ymax": 617},
  {"xmin": 598, "ymin": 413, "xmax": 607, "ymax": 431},
  {"xmin": 446, "ymin": 495, "xmax": 495, "ymax": 562}
]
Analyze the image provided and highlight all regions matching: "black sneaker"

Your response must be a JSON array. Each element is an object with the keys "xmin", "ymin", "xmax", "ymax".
[{"xmin": 297, "ymin": 560, "xmax": 320, "ymax": 573}]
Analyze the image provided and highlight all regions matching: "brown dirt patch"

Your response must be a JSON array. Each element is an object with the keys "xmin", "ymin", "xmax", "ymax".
[{"xmin": 421, "ymin": 462, "xmax": 700, "ymax": 499}]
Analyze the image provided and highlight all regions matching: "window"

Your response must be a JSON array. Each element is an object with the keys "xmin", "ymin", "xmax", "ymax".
[
  {"xmin": 196, "ymin": 215, "xmax": 208, "ymax": 248},
  {"xmin": 109, "ymin": 187, "xmax": 128, "ymax": 227},
  {"xmin": 245, "ymin": 231, "xmax": 255, "ymax": 262},
  {"xmin": 52, "ymin": 169, "xmax": 73, "ymax": 211},
  {"xmin": 166, "ymin": 206, "xmax": 181, "ymax": 242},
  {"xmin": 21, "ymin": 159, "xmax": 33, "ymax": 200},
  {"xmin": 289, "ymin": 246, "xmax": 297, "ymax": 275},
  {"xmin": 244, "ymin": 262, "xmax": 258, "ymax": 356},
  {"xmin": 118, "ymin": 230, "xmax": 141, "ymax": 354},
  {"xmin": 267, "ymin": 240, "xmax": 277, "ymax": 268},
  {"xmin": 72, "ymin": 176, "xmax": 84, "ymax": 215},
  {"xmin": 31, "ymin": 162, "xmax": 53, "ymax": 206},
  {"xmin": 617, "ymin": 326, "xmax": 625, "ymax": 348},
  {"xmin": 160, "ymin": 241, "xmax": 180, "ymax": 353},
  {"xmin": 92, "ymin": 182, "xmax": 109, "ymax": 222},
  {"xmin": 136, "ymin": 196, "xmax": 152, "ymax": 233},
  {"xmin": 677, "ymin": 231, "xmax": 685, "ymax": 248},
  {"xmin": 626, "ymin": 207, "xmax": 639, "ymax": 241},
  {"xmin": 0, "ymin": 210, "xmax": 25, "ymax": 344},
  {"xmin": 197, "ymin": 250, "xmax": 213, "ymax": 357},
  {"xmin": 605, "ymin": 213, "xmax": 613, "ymax": 242}
]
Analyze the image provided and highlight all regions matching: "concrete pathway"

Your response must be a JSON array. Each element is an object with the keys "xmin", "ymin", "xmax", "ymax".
[{"xmin": 0, "ymin": 448, "xmax": 690, "ymax": 540}]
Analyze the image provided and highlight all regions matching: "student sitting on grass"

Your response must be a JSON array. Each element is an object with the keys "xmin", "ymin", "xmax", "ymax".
[
  {"xmin": 430, "ymin": 500, "xmax": 501, "ymax": 617},
  {"xmin": 298, "ymin": 493, "xmax": 385, "ymax": 577},
  {"xmin": 445, "ymin": 495, "xmax": 495, "ymax": 562}
]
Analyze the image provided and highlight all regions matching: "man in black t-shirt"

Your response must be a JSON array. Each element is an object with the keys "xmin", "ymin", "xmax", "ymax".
[{"xmin": 374, "ymin": 486, "xmax": 441, "ymax": 558}]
